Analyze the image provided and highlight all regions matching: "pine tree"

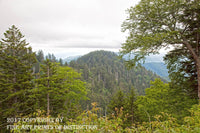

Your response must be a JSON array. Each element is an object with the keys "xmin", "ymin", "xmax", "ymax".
[
  {"xmin": 36, "ymin": 59, "xmax": 58, "ymax": 116},
  {"xmin": 124, "ymin": 87, "xmax": 138, "ymax": 125},
  {"xmin": 0, "ymin": 25, "xmax": 36, "ymax": 130},
  {"xmin": 59, "ymin": 58, "xmax": 63, "ymax": 66},
  {"xmin": 36, "ymin": 59, "xmax": 87, "ymax": 118},
  {"xmin": 36, "ymin": 50, "xmax": 44, "ymax": 63},
  {"xmin": 108, "ymin": 89, "xmax": 125, "ymax": 116}
]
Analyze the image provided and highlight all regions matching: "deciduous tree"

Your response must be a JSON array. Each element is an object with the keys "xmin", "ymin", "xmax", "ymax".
[{"xmin": 121, "ymin": 0, "xmax": 200, "ymax": 100}]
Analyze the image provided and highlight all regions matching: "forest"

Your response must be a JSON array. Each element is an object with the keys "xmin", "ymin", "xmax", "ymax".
[{"xmin": 1, "ymin": 0, "xmax": 200, "ymax": 132}]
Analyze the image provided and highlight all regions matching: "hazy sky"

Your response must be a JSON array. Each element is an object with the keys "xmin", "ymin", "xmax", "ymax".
[{"xmin": 0, "ymin": 0, "xmax": 140, "ymax": 58}]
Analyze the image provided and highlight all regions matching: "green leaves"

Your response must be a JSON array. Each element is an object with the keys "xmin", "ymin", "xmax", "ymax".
[
  {"xmin": 121, "ymin": 0, "xmax": 199, "ymax": 66},
  {"xmin": 136, "ymin": 78, "xmax": 196, "ymax": 123}
]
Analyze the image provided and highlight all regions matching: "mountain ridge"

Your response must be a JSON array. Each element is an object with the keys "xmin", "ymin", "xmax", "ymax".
[{"xmin": 64, "ymin": 50, "xmax": 168, "ymax": 79}]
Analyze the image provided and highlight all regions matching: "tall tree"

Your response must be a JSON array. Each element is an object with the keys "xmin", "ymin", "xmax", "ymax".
[
  {"xmin": 36, "ymin": 60, "xmax": 87, "ymax": 117},
  {"xmin": 37, "ymin": 59, "xmax": 58, "ymax": 116},
  {"xmin": 0, "ymin": 25, "xmax": 36, "ymax": 130},
  {"xmin": 36, "ymin": 49, "xmax": 44, "ymax": 63},
  {"xmin": 59, "ymin": 58, "xmax": 64, "ymax": 66},
  {"xmin": 121, "ymin": 0, "xmax": 200, "ymax": 100},
  {"xmin": 124, "ymin": 88, "xmax": 138, "ymax": 124},
  {"xmin": 34, "ymin": 50, "xmax": 45, "ymax": 74}
]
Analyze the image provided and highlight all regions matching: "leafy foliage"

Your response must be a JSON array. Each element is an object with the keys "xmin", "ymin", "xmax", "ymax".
[
  {"xmin": 120, "ymin": 0, "xmax": 200, "ymax": 100},
  {"xmin": 136, "ymin": 79, "xmax": 197, "ymax": 123},
  {"xmin": 11, "ymin": 103, "xmax": 200, "ymax": 133}
]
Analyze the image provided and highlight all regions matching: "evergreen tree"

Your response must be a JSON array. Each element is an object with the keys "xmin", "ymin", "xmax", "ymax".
[
  {"xmin": 36, "ymin": 50, "xmax": 44, "ymax": 63},
  {"xmin": 0, "ymin": 25, "xmax": 36, "ymax": 130},
  {"xmin": 59, "ymin": 58, "xmax": 63, "ymax": 66},
  {"xmin": 34, "ymin": 50, "xmax": 45, "ymax": 74},
  {"xmin": 36, "ymin": 59, "xmax": 58, "ymax": 116},
  {"xmin": 45, "ymin": 53, "xmax": 57, "ymax": 62},
  {"xmin": 36, "ymin": 59, "xmax": 87, "ymax": 118},
  {"xmin": 64, "ymin": 61, "xmax": 68, "ymax": 66},
  {"xmin": 124, "ymin": 87, "xmax": 138, "ymax": 125},
  {"xmin": 108, "ymin": 89, "xmax": 125, "ymax": 116}
]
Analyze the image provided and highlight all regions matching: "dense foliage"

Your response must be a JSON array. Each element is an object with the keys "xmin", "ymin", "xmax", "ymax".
[
  {"xmin": 10, "ymin": 103, "xmax": 200, "ymax": 133},
  {"xmin": 164, "ymin": 47, "xmax": 198, "ymax": 99},
  {"xmin": 35, "ymin": 60, "xmax": 87, "ymax": 118},
  {"xmin": 120, "ymin": 0, "xmax": 200, "ymax": 100},
  {"xmin": 0, "ymin": 25, "xmax": 37, "ymax": 129},
  {"xmin": 1, "ymin": 0, "xmax": 200, "ymax": 130},
  {"xmin": 69, "ymin": 51, "xmax": 163, "ymax": 112},
  {"xmin": 0, "ymin": 26, "xmax": 87, "ymax": 132}
]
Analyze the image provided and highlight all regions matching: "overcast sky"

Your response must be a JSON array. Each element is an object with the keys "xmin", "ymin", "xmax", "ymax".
[{"xmin": 0, "ymin": 0, "xmax": 140, "ymax": 58}]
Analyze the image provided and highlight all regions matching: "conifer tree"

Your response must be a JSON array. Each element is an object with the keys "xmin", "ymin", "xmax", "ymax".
[
  {"xmin": 0, "ymin": 25, "xmax": 36, "ymax": 130},
  {"xmin": 36, "ymin": 59, "xmax": 87, "ymax": 117},
  {"xmin": 59, "ymin": 58, "xmax": 63, "ymax": 66},
  {"xmin": 36, "ymin": 50, "xmax": 44, "ymax": 63},
  {"xmin": 124, "ymin": 88, "xmax": 138, "ymax": 125},
  {"xmin": 108, "ymin": 90, "xmax": 125, "ymax": 115},
  {"xmin": 36, "ymin": 59, "xmax": 58, "ymax": 116}
]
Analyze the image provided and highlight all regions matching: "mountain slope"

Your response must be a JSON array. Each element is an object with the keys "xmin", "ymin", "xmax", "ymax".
[
  {"xmin": 69, "ymin": 50, "xmax": 165, "ymax": 109},
  {"xmin": 142, "ymin": 62, "xmax": 169, "ymax": 80},
  {"xmin": 65, "ymin": 52, "xmax": 169, "ymax": 79}
]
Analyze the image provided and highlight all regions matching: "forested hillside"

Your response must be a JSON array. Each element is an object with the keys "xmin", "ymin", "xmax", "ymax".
[
  {"xmin": 68, "ymin": 51, "xmax": 163, "ymax": 110},
  {"xmin": 64, "ymin": 53, "xmax": 169, "ymax": 79},
  {"xmin": 71, "ymin": 50, "xmax": 162, "ymax": 94}
]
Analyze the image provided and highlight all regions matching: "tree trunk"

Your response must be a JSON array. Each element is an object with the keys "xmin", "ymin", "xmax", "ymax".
[
  {"xmin": 196, "ymin": 62, "xmax": 200, "ymax": 102},
  {"xmin": 131, "ymin": 101, "xmax": 134, "ymax": 123},
  {"xmin": 47, "ymin": 66, "xmax": 50, "ymax": 116},
  {"xmin": 13, "ymin": 47, "xmax": 17, "ymax": 116},
  {"xmin": 183, "ymin": 40, "xmax": 200, "ymax": 101},
  {"xmin": 47, "ymin": 93, "xmax": 50, "ymax": 116}
]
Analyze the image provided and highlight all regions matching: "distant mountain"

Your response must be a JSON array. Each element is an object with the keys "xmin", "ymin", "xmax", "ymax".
[
  {"xmin": 121, "ymin": 53, "xmax": 165, "ymax": 63},
  {"xmin": 142, "ymin": 62, "xmax": 169, "ymax": 80},
  {"xmin": 120, "ymin": 53, "xmax": 169, "ymax": 79},
  {"xmin": 63, "ymin": 55, "xmax": 81, "ymax": 63},
  {"xmin": 69, "ymin": 50, "xmax": 166, "ymax": 109}
]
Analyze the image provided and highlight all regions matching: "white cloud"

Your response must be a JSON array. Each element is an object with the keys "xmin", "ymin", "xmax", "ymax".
[{"xmin": 0, "ymin": 0, "xmax": 139, "ymax": 57}]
